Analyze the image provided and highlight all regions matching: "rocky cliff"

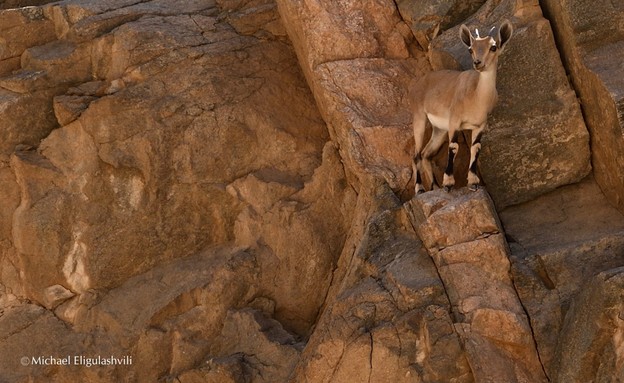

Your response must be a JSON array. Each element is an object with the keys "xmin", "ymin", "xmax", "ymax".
[{"xmin": 0, "ymin": 0, "xmax": 623, "ymax": 382}]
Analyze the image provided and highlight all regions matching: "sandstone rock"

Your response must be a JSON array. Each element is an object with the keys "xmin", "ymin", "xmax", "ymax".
[
  {"xmin": 53, "ymin": 94, "xmax": 97, "ymax": 126},
  {"xmin": 553, "ymin": 268, "xmax": 624, "ymax": 382},
  {"xmin": 217, "ymin": 0, "xmax": 286, "ymax": 38},
  {"xmin": 279, "ymin": 0, "xmax": 590, "ymax": 207},
  {"xmin": 428, "ymin": 0, "xmax": 590, "ymax": 208},
  {"xmin": 397, "ymin": 0, "xmax": 487, "ymax": 49},
  {"xmin": 406, "ymin": 188, "xmax": 548, "ymax": 382},
  {"xmin": 0, "ymin": 6, "xmax": 55, "ymax": 76},
  {"xmin": 205, "ymin": 308, "xmax": 302, "ymax": 383},
  {"xmin": 314, "ymin": 57, "xmax": 428, "ymax": 190},
  {"xmin": 176, "ymin": 354, "xmax": 247, "ymax": 383},
  {"xmin": 0, "ymin": 88, "xmax": 60, "ymax": 161},
  {"xmin": 0, "ymin": 2, "xmax": 360, "ymax": 381},
  {"xmin": 42, "ymin": 284, "xmax": 75, "ymax": 309},
  {"xmin": 500, "ymin": 176, "xmax": 624, "ymax": 377},
  {"xmin": 277, "ymin": 0, "xmax": 430, "ymax": 192},
  {"xmin": 407, "ymin": 188, "xmax": 500, "ymax": 249},
  {"xmin": 232, "ymin": 142, "xmax": 356, "ymax": 335},
  {"xmin": 2, "ymin": 0, "xmax": 624, "ymax": 382},
  {"xmin": 0, "ymin": 166, "xmax": 20, "ymax": 284},
  {"xmin": 292, "ymin": 182, "xmax": 473, "ymax": 383},
  {"xmin": 21, "ymin": 39, "xmax": 92, "ymax": 84},
  {"xmin": 80, "ymin": 247, "xmax": 256, "ymax": 337},
  {"xmin": 0, "ymin": 1, "xmax": 55, "ymax": 10},
  {"xmin": 9, "ymin": 0, "xmax": 331, "ymax": 310},
  {"xmin": 541, "ymin": 0, "xmax": 624, "ymax": 214},
  {"xmin": 0, "ymin": 304, "xmax": 86, "ymax": 383}
]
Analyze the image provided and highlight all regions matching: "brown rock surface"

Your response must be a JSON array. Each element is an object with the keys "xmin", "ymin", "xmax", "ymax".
[
  {"xmin": 552, "ymin": 268, "xmax": 624, "ymax": 382},
  {"xmin": 501, "ymin": 176, "xmax": 624, "ymax": 377},
  {"xmin": 1, "ymin": 1, "xmax": 351, "ymax": 381},
  {"xmin": 276, "ymin": 0, "xmax": 428, "ymax": 192},
  {"xmin": 0, "ymin": 6, "xmax": 55, "ymax": 75},
  {"xmin": 541, "ymin": 0, "xmax": 624, "ymax": 214},
  {"xmin": 8, "ymin": 0, "xmax": 331, "ymax": 310},
  {"xmin": 291, "ymin": 181, "xmax": 473, "ymax": 383},
  {"xmin": 0, "ymin": 0, "xmax": 623, "ymax": 382},
  {"xmin": 406, "ymin": 188, "xmax": 548, "ymax": 382}
]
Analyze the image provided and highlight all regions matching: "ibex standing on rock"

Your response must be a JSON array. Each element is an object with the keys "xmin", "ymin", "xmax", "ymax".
[{"xmin": 411, "ymin": 20, "xmax": 513, "ymax": 194}]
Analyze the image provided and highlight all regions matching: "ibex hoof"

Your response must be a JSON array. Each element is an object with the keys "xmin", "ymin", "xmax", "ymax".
[
  {"xmin": 443, "ymin": 185, "xmax": 453, "ymax": 193},
  {"xmin": 468, "ymin": 184, "xmax": 480, "ymax": 191},
  {"xmin": 416, "ymin": 189, "xmax": 425, "ymax": 195}
]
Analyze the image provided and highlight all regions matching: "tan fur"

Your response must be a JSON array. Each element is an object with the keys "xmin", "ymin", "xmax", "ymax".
[{"xmin": 411, "ymin": 21, "xmax": 513, "ymax": 193}]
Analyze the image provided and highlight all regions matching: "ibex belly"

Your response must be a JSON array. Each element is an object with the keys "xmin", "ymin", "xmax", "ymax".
[
  {"xmin": 426, "ymin": 114, "xmax": 450, "ymax": 131},
  {"xmin": 426, "ymin": 113, "xmax": 486, "ymax": 132}
]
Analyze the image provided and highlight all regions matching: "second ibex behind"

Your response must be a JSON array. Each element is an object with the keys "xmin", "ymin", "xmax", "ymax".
[{"xmin": 411, "ymin": 20, "xmax": 513, "ymax": 195}]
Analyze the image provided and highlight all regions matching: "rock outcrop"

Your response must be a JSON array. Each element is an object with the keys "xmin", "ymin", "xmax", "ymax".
[
  {"xmin": 501, "ymin": 176, "xmax": 624, "ymax": 378},
  {"xmin": 1, "ymin": 1, "xmax": 351, "ymax": 381},
  {"xmin": 406, "ymin": 189, "xmax": 547, "ymax": 382},
  {"xmin": 541, "ymin": 0, "xmax": 624, "ymax": 214},
  {"xmin": 291, "ymin": 180, "xmax": 473, "ymax": 383},
  {"xmin": 1, "ymin": 0, "xmax": 624, "ymax": 382}
]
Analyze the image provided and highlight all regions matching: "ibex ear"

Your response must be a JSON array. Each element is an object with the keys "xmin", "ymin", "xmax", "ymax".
[
  {"xmin": 497, "ymin": 20, "xmax": 513, "ymax": 50},
  {"xmin": 459, "ymin": 24, "xmax": 473, "ymax": 48}
]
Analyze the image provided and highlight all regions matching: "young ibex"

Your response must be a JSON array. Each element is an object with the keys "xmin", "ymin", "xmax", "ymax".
[{"xmin": 411, "ymin": 20, "xmax": 513, "ymax": 194}]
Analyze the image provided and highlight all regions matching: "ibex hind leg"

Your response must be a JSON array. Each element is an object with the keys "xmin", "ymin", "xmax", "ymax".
[
  {"xmin": 413, "ymin": 112, "xmax": 427, "ymax": 195},
  {"xmin": 421, "ymin": 127, "xmax": 447, "ymax": 191},
  {"xmin": 443, "ymin": 130, "xmax": 460, "ymax": 192}
]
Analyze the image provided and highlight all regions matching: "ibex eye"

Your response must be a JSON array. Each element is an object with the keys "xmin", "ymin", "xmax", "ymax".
[
  {"xmin": 490, "ymin": 45, "xmax": 497, "ymax": 52},
  {"xmin": 468, "ymin": 47, "xmax": 474, "ymax": 54}
]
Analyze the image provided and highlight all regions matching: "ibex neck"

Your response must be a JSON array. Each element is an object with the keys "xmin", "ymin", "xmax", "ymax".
[
  {"xmin": 477, "ymin": 66, "xmax": 497, "ymax": 89},
  {"xmin": 475, "ymin": 66, "xmax": 498, "ymax": 107}
]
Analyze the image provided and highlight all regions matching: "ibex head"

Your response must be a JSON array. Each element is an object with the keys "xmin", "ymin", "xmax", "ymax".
[{"xmin": 459, "ymin": 20, "xmax": 513, "ymax": 72}]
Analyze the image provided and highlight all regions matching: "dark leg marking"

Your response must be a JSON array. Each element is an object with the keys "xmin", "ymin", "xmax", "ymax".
[
  {"xmin": 468, "ymin": 130, "xmax": 483, "ymax": 191},
  {"xmin": 414, "ymin": 154, "xmax": 425, "ymax": 194},
  {"xmin": 445, "ymin": 131, "xmax": 460, "ymax": 177}
]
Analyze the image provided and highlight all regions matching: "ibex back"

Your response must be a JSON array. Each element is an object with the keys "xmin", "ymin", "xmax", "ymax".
[{"xmin": 411, "ymin": 20, "xmax": 513, "ymax": 194}]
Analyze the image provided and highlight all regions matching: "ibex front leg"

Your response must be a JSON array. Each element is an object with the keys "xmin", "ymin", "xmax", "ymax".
[
  {"xmin": 467, "ymin": 125, "xmax": 484, "ymax": 191},
  {"xmin": 442, "ymin": 129, "xmax": 460, "ymax": 191}
]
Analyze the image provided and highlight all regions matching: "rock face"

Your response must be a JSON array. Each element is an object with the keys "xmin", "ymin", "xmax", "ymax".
[
  {"xmin": 276, "ymin": 0, "xmax": 429, "ymax": 194},
  {"xmin": 406, "ymin": 189, "xmax": 547, "ymax": 382},
  {"xmin": 1, "ymin": 1, "xmax": 352, "ymax": 381},
  {"xmin": 500, "ymin": 176, "xmax": 624, "ymax": 378},
  {"xmin": 290, "ymin": 181, "xmax": 473, "ymax": 383},
  {"xmin": 1, "ymin": 0, "xmax": 623, "ymax": 382},
  {"xmin": 541, "ymin": 0, "xmax": 624, "ymax": 214}
]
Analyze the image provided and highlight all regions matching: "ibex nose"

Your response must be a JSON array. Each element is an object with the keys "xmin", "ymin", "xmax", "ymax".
[{"xmin": 473, "ymin": 59, "xmax": 482, "ymax": 66}]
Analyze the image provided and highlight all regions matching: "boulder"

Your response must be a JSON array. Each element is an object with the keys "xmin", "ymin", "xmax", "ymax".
[
  {"xmin": 292, "ymin": 182, "xmax": 473, "ymax": 383},
  {"xmin": 208, "ymin": 308, "xmax": 302, "ymax": 383},
  {"xmin": 276, "ymin": 0, "xmax": 429, "ymax": 192},
  {"xmin": 2, "ymin": 2, "xmax": 358, "ymax": 381},
  {"xmin": 553, "ymin": 268, "xmax": 624, "ymax": 382},
  {"xmin": 541, "ymin": 0, "xmax": 624, "ymax": 214},
  {"xmin": 500, "ymin": 176, "xmax": 624, "ymax": 377},
  {"xmin": 232, "ymin": 142, "xmax": 357, "ymax": 335},
  {"xmin": 406, "ymin": 188, "xmax": 548, "ymax": 382},
  {"xmin": 0, "ymin": 304, "xmax": 86, "ymax": 383},
  {"xmin": 397, "ymin": 0, "xmax": 487, "ymax": 49},
  {"xmin": 0, "ymin": 6, "xmax": 55, "ymax": 75}
]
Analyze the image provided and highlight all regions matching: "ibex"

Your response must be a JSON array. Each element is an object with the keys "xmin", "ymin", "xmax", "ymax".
[{"xmin": 411, "ymin": 20, "xmax": 513, "ymax": 194}]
